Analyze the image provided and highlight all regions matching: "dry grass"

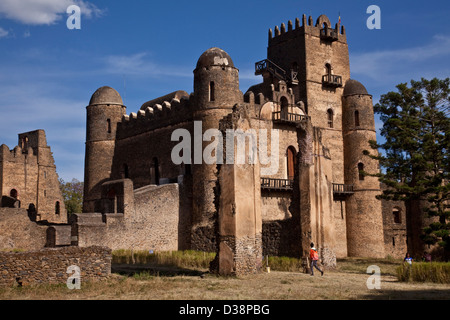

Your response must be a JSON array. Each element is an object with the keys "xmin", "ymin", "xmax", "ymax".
[{"xmin": 1, "ymin": 256, "xmax": 450, "ymax": 300}]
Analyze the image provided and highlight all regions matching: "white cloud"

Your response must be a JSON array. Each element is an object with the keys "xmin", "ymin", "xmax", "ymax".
[
  {"xmin": 350, "ymin": 34, "xmax": 450, "ymax": 83},
  {"xmin": 0, "ymin": 27, "xmax": 9, "ymax": 38},
  {"xmin": 104, "ymin": 52, "xmax": 193, "ymax": 78},
  {"xmin": 0, "ymin": 0, "xmax": 103, "ymax": 25}
]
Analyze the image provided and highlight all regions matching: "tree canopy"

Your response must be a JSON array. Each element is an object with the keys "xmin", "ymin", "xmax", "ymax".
[
  {"xmin": 59, "ymin": 178, "xmax": 83, "ymax": 216},
  {"xmin": 365, "ymin": 77, "xmax": 450, "ymax": 252}
]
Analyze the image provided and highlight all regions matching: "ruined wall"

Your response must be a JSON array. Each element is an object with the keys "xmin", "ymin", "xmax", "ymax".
[
  {"xmin": 381, "ymin": 197, "xmax": 407, "ymax": 259},
  {"xmin": 73, "ymin": 180, "xmax": 190, "ymax": 252},
  {"xmin": 0, "ymin": 130, "xmax": 66, "ymax": 223},
  {"xmin": 0, "ymin": 246, "xmax": 111, "ymax": 287},
  {"xmin": 0, "ymin": 208, "xmax": 48, "ymax": 251}
]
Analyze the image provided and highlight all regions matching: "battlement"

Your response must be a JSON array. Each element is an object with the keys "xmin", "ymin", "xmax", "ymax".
[
  {"xmin": 117, "ymin": 94, "xmax": 193, "ymax": 139},
  {"xmin": 0, "ymin": 144, "xmax": 37, "ymax": 163},
  {"xmin": 269, "ymin": 14, "xmax": 346, "ymax": 45}
]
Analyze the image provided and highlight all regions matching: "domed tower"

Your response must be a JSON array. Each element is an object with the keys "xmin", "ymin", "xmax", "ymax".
[
  {"xmin": 83, "ymin": 86, "xmax": 126, "ymax": 213},
  {"xmin": 342, "ymin": 79, "xmax": 385, "ymax": 258},
  {"xmin": 190, "ymin": 47, "xmax": 243, "ymax": 251}
]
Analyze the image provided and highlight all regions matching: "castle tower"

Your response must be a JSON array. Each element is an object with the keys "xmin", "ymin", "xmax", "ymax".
[
  {"xmin": 342, "ymin": 79, "xmax": 385, "ymax": 258},
  {"xmin": 83, "ymin": 86, "xmax": 126, "ymax": 213},
  {"xmin": 191, "ymin": 47, "xmax": 243, "ymax": 251},
  {"xmin": 259, "ymin": 14, "xmax": 350, "ymax": 258}
]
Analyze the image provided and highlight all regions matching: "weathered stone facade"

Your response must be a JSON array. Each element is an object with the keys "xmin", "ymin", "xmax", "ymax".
[
  {"xmin": 0, "ymin": 246, "xmax": 111, "ymax": 287},
  {"xmin": 0, "ymin": 12, "xmax": 419, "ymax": 276},
  {"xmin": 0, "ymin": 130, "xmax": 66, "ymax": 223}
]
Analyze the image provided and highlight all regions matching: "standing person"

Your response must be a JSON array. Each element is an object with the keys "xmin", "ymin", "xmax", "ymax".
[
  {"xmin": 309, "ymin": 243, "xmax": 324, "ymax": 276},
  {"xmin": 404, "ymin": 253, "xmax": 413, "ymax": 265}
]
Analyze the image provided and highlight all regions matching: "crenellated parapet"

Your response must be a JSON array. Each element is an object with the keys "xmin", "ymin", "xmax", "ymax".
[
  {"xmin": 117, "ymin": 95, "xmax": 193, "ymax": 139},
  {"xmin": 269, "ymin": 14, "xmax": 346, "ymax": 45},
  {"xmin": 0, "ymin": 144, "xmax": 37, "ymax": 164}
]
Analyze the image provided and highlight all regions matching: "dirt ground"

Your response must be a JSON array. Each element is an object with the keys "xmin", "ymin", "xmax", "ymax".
[{"xmin": 1, "ymin": 259, "xmax": 449, "ymax": 301}]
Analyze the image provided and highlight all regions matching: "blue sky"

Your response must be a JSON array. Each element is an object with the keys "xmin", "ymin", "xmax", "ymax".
[{"xmin": 0, "ymin": 0, "xmax": 449, "ymax": 182}]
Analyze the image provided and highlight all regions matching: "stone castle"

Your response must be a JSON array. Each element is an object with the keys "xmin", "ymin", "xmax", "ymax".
[{"xmin": 0, "ymin": 14, "xmax": 413, "ymax": 275}]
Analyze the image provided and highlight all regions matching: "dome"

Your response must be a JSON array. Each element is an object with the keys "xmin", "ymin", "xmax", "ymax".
[
  {"xmin": 89, "ymin": 86, "xmax": 123, "ymax": 105},
  {"xmin": 195, "ymin": 47, "xmax": 235, "ymax": 70},
  {"xmin": 343, "ymin": 79, "xmax": 369, "ymax": 96}
]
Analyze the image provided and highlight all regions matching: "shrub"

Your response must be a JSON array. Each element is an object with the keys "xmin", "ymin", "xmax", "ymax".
[{"xmin": 397, "ymin": 262, "xmax": 450, "ymax": 283}]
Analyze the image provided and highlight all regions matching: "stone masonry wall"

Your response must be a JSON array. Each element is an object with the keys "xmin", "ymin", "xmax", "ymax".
[{"xmin": 0, "ymin": 246, "xmax": 111, "ymax": 287}]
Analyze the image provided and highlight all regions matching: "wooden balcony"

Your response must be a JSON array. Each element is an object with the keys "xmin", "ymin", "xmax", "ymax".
[
  {"xmin": 261, "ymin": 178, "xmax": 294, "ymax": 191},
  {"xmin": 255, "ymin": 59, "xmax": 298, "ymax": 85},
  {"xmin": 272, "ymin": 111, "xmax": 310, "ymax": 125},
  {"xmin": 320, "ymin": 28, "xmax": 339, "ymax": 42},
  {"xmin": 332, "ymin": 183, "xmax": 354, "ymax": 199},
  {"xmin": 322, "ymin": 74, "xmax": 343, "ymax": 88}
]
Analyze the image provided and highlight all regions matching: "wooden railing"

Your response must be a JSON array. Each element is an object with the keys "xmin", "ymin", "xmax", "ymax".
[
  {"xmin": 322, "ymin": 74, "xmax": 343, "ymax": 87},
  {"xmin": 261, "ymin": 178, "xmax": 294, "ymax": 191},
  {"xmin": 255, "ymin": 59, "xmax": 298, "ymax": 85},
  {"xmin": 272, "ymin": 111, "xmax": 309, "ymax": 123},
  {"xmin": 332, "ymin": 183, "xmax": 354, "ymax": 195}
]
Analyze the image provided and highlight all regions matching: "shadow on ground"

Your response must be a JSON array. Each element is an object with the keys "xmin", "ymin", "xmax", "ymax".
[{"xmin": 112, "ymin": 263, "xmax": 205, "ymax": 277}]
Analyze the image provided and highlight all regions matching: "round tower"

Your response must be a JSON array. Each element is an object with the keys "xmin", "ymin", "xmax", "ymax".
[
  {"xmin": 342, "ymin": 79, "xmax": 385, "ymax": 258},
  {"xmin": 83, "ymin": 86, "xmax": 126, "ymax": 213},
  {"xmin": 190, "ymin": 47, "xmax": 243, "ymax": 251}
]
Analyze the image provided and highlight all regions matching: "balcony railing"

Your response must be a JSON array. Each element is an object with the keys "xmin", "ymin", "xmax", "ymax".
[
  {"xmin": 261, "ymin": 178, "xmax": 294, "ymax": 191},
  {"xmin": 320, "ymin": 28, "xmax": 339, "ymax": 42},
  {"xmin": 332, "ymin": 183, "xmax": 354, "ymax": 198},
  {"xmin": 272, "ymin": 111, "xmax": 310, "ymax": 124},
  {"xmin": 255, "ymin": 59, "xmax": 298, "ymax": 85},
  {"xmin": 322, "ymin": 74, "xmax": 343, "ymax": 88}
]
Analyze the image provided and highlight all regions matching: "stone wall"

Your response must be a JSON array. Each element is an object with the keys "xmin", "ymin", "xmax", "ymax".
[
  {"xmin": 73, "ymin": 179, "xmax": 191, "ymax": 252},
  {"xmin": 0, "ymin": 246, "xmax": 111, "ymax": 287},
  {"xmin": 0, "ymin": 207, "xmax": 48, "ymax": 251}
]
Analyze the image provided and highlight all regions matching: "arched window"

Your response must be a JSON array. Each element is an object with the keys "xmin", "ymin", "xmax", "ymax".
[
  {"xmin": 286, "ymin": 146, "xmax": 297, "ymax": 181},
  {"xmin": 55, "ymin": 201, "xmax": 60, "ymax": 215},
  {"xmin": 10, "ymin": 189, "xmax": 18, "ymax": 199},
  {"xmin": 393, "ymin": 208, "xmax": 402, "ymax": 224},
  {"xmin": 358, "ymin": 163, "xmax": 365, "ymax": 181},
  {"xmin": 280, "ymin": 96, "xmax": 289, "ymax": 119},
  {"xmin": 209, "ymin": 81, "xmax": 215, "ymax": 102},
  {"xmin": 107, "ymin": 119, "xmax": 111, "ymax": 133},
  {"xmin": 325, "ymin": 63, "xmax": 332, "ymax": 77},
  {"xmin": 354, "ymin": 110, "xmax": 360, "ymax": 127},
  {"xmin": 327, "ymin": 109, "xmax": 334, "ymax": 128}
]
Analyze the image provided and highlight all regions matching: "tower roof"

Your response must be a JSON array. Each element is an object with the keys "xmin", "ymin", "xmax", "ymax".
[
  {"xmin": 195, "ymin": 47, "xmax": 235, "ymax": 70},
  {"xmin": 343, "ymin": 79, "xmax": 369, "ymax": 96},
  {"xmin": 89, "ymin": 86, "xmax": 123, "ymax": 106}
]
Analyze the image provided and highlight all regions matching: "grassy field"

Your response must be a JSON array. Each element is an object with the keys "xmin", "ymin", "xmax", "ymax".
[{"xmin": 1, "ymin": 253, "xmax": 449, "ymax": 301}]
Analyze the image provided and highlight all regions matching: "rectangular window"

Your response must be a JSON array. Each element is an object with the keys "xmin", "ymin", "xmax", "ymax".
[{"xmin": 209, "ymin": 81, "xmax": 215, "ymax": 102}]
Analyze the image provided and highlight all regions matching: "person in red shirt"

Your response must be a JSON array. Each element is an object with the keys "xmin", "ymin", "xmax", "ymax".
[{"xmin": 309, "ymin": 242, "xmax": 324, "ymax": 276}]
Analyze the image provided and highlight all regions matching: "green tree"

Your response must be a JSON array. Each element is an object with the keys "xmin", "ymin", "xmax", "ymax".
[
  {"xmin": 365, "ymin": 77, "xmax": 450, "ymax": 254},
  {"xmin": 59, "ymin": 178, "xmax": 84, "ymax": 216}
]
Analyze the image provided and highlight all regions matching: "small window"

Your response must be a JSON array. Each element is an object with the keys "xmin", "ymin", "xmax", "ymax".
[
  {"xmin": 354, "ymin": 110, "xmax": 360, "ymax": 127},
  {"xmin": 209, "ymin": 81, "xmax": 215, "ymax": 102},
  {"xmin": 327, "ymin": 109, "xmax": 334, "ymax": 128},
  {"xmin": 358, "ymin": 163, "xmax": 364, "ymax": 181},
  {"xmin": 55, "ymin": 201, "xmax": 60, "ymax": 215},
  {"xmin": 393, "ymin": 208, "xmax": 401, "ymax": 224},
  {"xmin": 123, "ymin": 164, "xmax": 129, "ymax": 179},
  {"xmin": 107, "ymin": 119, "xmax": 111, "ymax": 133}
]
